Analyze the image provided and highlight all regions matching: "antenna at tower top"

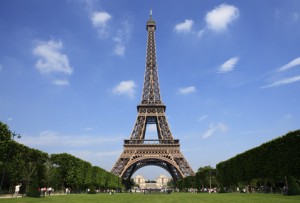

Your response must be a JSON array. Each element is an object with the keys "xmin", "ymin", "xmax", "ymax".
[{"xmin": 146, "ymin": 9, "xmax": 156, "ymax": 30}]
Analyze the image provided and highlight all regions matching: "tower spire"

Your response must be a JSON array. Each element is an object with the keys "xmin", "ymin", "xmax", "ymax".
[
  {"xmin": 146, "ymin": 10, "xmax": 156, "ymax": 30},
  {"xmin": 143, "ymin": 11, "xmax": 159, "ymax": 105}
]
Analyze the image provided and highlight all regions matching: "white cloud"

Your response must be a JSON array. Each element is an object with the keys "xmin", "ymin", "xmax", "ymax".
[
  {"xmin": 174, "ymin": 19, "xmax": 194, "ymax": 33},
  {"xmin": 18, "ymin": 131, "xmax": 125, "ymax": 168},
  {"xmin": 277, "ymin": 57, "xmax": 300, "ymax": 72},
  {"xmin": 92, "ymin": 11, "xmax": 111, "ymax": 26},
  {"xmin": 83, "ymin": 127, "xmax": 93, "ymax": 131},
  {"xmin": 82, "ymin": 0, "xmax": 97, "ymax": 13},
  {"xmin": 198, "ymin": 115, "xmax": 208, "ymax": 122},
  {"xmin": 218, "ymin": 123, "xmax": 228, "ymax": 132},
  {"xmin": 284, "ymin": 113, "xmax": 292, "ymax": 120},
  {"xmin": 90, "ymin": 10, "xmax": 131, "ymax": 56},
  {"xmin": 202, "ymin": 122, "xmax": 228, "ymax": 138},
  {"xmin": 178, "ymin": 86, "xmax": 196, "ymax": 94},
  {"xmin": 114, "ymin": 44, "xmax": 125, "ymax": 56},
  {"xmin": 261, "ymin": 75, "xmax": 300, "ymax": 88},
  {"xmin": 218, "ymin": 57, "xmax": 239, "ymax": 73},
  {"xmin": 69, "ymin": 150, "xmax": 121, "ymax": 161},
  {"xmin": 275, "ymin": 8, "xmax": 300, "ymax": 23},
  {"xmin": 33, "ymin": 40, "xmax": 73, "ymax": 75},
  {"xmin": 112, "ymin": 21, "xmax": 132, "ymax": 56},
  {"xmin": 202, "ymin": 127, "xmax": 215, "ymax": 139},
  {"xmin": 20, "ymin": 130, "xmax": 123, "ymax": 148},
  {"xmin": 205, "ymin": 4, "xmax": 239, "ymax": 32},
  {"xmin": 52, "ymin": 79, "xmax": 70, "ymax": 86},
  {"xmin": 95, "ymin": 150, "xmax": 122, "ymax": 156},
  {"xmin": 292, "ymin": 12, "xmax": 299, "ymax": 21},
  {"xmin": 113, "ymin": 80, "xmax": 136, "ymax": 97},
  {"xmin": 91, "ymin": 11, "xmax": 112, "ymax": 38},
  {"xmin": 198, "ymin": 29, "xmax": 205, "ymax": 38},
  {"xmin": 73, "ymin": 150, "xmax": 122, "ymax": 169}
]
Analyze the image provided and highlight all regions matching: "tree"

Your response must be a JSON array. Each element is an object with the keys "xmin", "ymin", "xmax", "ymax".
[
  {"xmin": 51, "ymin": 153, "xmax": 85, "ymax": 192},
  {"xmin": 91, "ymin": 166, "xmax": 106, "ymax": 189},
  {"xmin": 22, "ymin": 147, "xmax": 48, "ymax": 193},
  {"xmin": 41, "ymin": 159, "xmax": 61, "ymax": 189},
  {"xmin": 287, "ymin": 176, "xmax": 300, "ymax": 195},
  {"xmin": 82, "ymin": 161, "xmax": 92, "ymax": 189},
  {"xmin": 0, "ymin": 122, "xmax": 11, "ymax": 141},
  {"xmin": 167, "ymin": 179, "xmax": 175, "ymax": 189},
  {"xmin": 0, "ymin": 122, "xmax": 12, "ymax": 192},
  {"xmin": 176, "ymin": 176, "xmax": 195, "ymax": 192},
  {"xmin": 196, "ymin": 166, "xmax": 218, "ymax": 191}
]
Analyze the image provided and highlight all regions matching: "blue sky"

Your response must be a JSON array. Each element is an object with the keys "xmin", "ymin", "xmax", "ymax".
[{"xmin": 1, "ymin": 0, "xmax": 300, "ymax": 180}]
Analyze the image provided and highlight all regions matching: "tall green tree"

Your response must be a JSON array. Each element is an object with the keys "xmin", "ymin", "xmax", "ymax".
[
  {"xmin": 0, "ymin": 122, "xmax": 11, "ymax": 141},
  {"xmin": 82, "ymin": 161, "xmax": 92, "ymax": 189},
  {"xmin": 51, "ymin": 153, "xmax": 84, "ymax": 191},
  {"xmin": 42, "ymin": 160, "xmax": 61, "ymax": 189},
  {"xmin": 0, "ymin": 122, "xmax": 12, "ymax": 192},
  {"xmin": 196, "ymin": 166, "xmax": 218, "ymax": 190}
]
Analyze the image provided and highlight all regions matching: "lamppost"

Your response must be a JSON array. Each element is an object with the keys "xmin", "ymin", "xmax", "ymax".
[{"xmin": 0, "ymin": 131, "xmax": 21, "ymax": 193}]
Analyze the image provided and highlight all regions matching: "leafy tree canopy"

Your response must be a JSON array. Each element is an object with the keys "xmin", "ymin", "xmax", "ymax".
[{"xmin": 0, "ymin": 121, "xmax": 11, "ymax": 141}]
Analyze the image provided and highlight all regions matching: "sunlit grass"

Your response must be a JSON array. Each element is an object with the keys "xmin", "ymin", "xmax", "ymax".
[{"xmin": 0, "ymin": 193, "xmax": 300, "ymax": 203}]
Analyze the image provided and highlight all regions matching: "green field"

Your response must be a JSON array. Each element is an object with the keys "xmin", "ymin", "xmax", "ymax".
[{"xmin": 1, "ymin": 193, "xmax": 300, "ymax": 203}]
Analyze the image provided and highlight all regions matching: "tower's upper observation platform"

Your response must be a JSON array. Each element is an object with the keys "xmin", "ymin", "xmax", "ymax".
[{"xmin": 146, "ymin": 10, "xmax": 156, "ymax": 30}]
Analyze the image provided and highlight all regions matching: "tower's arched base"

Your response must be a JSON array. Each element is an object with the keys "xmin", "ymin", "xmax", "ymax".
[{"xmin": 111, "ymin": 139, "xmax": 195, "ymax": 182}]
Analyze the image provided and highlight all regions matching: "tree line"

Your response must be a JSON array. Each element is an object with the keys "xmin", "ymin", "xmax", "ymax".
[
  {"xmin": 2, "ymin": 121, "xmax": 299, "ymax": 195},
  {"xmin": 0, "ymin": 122, "xmax": 122, "ymax": 196},
  {"xmin": 177, "ymin": 130, "xmax": 300, "ymax": 195}
]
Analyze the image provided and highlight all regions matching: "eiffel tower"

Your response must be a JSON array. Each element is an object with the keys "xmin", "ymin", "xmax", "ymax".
[{"xmin": 111, "ymin": 11, "xmax": 194, "ymax": 182}]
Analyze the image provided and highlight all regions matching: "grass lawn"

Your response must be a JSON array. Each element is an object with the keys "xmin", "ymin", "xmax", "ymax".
[{"xmin": 0, "ymin": 193, "xmax": 300, "ymax": 203}]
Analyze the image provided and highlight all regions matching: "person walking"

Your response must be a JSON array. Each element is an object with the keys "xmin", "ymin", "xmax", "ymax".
[{"xmin": 14, "ymin": 183, "xmax": 22, "ymax": 197}]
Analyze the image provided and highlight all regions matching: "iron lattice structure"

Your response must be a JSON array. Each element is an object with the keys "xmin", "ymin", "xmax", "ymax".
[{"xmin": 111, "ymin": 12, "xmax": 195, "ymax": 181}]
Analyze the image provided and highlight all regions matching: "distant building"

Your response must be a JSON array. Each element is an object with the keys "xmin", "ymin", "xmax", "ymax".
[
  {"xmin": 133, "ymin": 174, "xmax": 171, "ymax": 189},
  {"xmin": 156, "ymin": 174, "xmax": 169, "ymax": 188},
  {"xmin": 133, "ymin": 175, "xmax": 146, "ymax": 189}
]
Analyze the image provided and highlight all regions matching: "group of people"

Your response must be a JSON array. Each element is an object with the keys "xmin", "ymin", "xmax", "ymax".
[
  {"xmin": 65, "ymin": 187, "xmax": 71, "ymax": 194},
  {"xmin": 40, "ymin": 187, "xmax": 54, "ymax": 196},
  {"xmin": 13, "ymin": 183, "xmax": 54, "ymax": 197}
]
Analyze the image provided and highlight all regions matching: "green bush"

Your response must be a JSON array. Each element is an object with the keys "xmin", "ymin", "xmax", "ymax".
[
  {"xmin": 26, "ymin": 180, "xmax": 41, "ymax": 198},
  {"xmin": 287, "ymin": 176, "xmax": 300, "ymax": 196}
]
